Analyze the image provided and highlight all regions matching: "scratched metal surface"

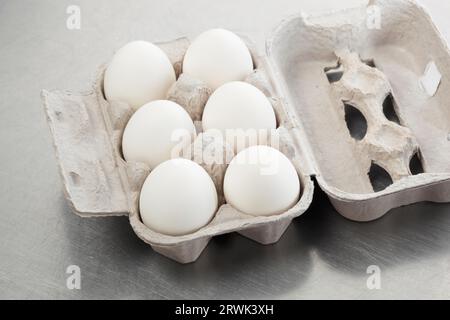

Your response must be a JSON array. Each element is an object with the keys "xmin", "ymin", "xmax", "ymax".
[{"xmin": 0, "ymin": 0, "xmax": 449, "ymax": 300}]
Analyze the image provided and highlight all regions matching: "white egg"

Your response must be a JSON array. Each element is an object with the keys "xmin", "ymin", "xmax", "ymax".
[
  {"xmin": 139, "ymin": 159, "xmax": 218, "ymax": 236},
  {"xmin": 183, "ymin": 29, "xmax": 254, "ymax": 90},
  {"xmin": 122, "ymin": 100, "xmax": 196, "ymax": 169},
  {"xmin": 104, "ymin": 41, "xmax": 176, "ymax": 109},
  {"xmin": 202, "ymin": 81, "xmax": 277, "ymax": 152},
  {"xmin": 224, "ymin": 145, "xmax": 300, "ymax": 216}
]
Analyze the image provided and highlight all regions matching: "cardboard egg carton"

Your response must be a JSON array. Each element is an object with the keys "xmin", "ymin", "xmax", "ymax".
[{"xmin": 42, "ymin": 0, "xmax": 450, "ymax": 263}]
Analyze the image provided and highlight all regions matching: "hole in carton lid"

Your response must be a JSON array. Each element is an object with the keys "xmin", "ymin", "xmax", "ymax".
[
  {"xmin": 69, "ymin": 171, "xmax": 81, "ymax": 186},
  {"xmin": 409, "ymin": 150, "xmax": 425, "ymax": 175},
  {"xmin": 362, "ymin": 58, "xmax": 376, "ymax": 68},
  {"xmin": 420, "ymin": 61, "xmax": 441, "ymax": 97},
  {"xmin": 383, "ymin": 93, "xmax": 401, "ymax": 125},
  {"xmin": 368, "ymin": 162, "xmax": 393, "ymax": 192},
  {"xmin": 343, "ymin": 102, "xmax": 368, "ymax": 141},
  {"xmin": 324, "ymin": 63, "xmax": 344, "ymax": 83}
]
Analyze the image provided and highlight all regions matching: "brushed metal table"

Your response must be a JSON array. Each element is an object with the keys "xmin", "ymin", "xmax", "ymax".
[{"xmin": 0, "ymin": 0, "xmax": 449, "ymax": 299}]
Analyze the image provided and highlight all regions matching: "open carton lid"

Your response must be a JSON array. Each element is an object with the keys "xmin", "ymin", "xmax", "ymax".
[{"xmin": 265, "ymin": 0, "xmax": 450, "ymax": 222}]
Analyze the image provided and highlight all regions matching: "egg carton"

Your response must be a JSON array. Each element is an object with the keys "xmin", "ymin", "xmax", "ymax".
[{"xmin": 42, "ymin": 0, "xmax": 450, "ymax": 263}]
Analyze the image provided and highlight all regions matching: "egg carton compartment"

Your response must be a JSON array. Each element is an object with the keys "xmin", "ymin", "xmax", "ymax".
[
  {"xmin": 42, "ymin": 37, "xmax": 314, "ymax": 264},
  {"xmin": 267, "ymin": 0, "xmax": 450, "ymax": 222}
]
